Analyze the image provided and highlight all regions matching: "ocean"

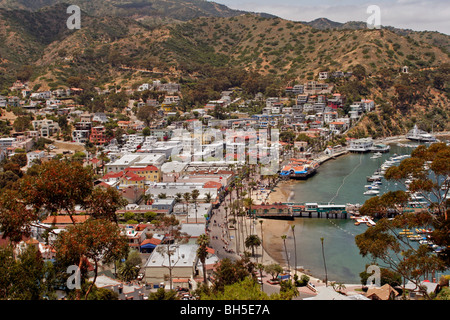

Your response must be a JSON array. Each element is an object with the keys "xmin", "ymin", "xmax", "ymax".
[{"xmin": 285, "ymin": 143, "xmax": 430, "ymax": 284}]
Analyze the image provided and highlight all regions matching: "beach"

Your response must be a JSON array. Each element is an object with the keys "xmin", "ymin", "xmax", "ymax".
[
  {"xmin": 265, "ymin": 180, "xmax": 295, "ymax": 204},
  {"xmin": 250, "ymin": 134, "xmax": 450, "ymax": 285}
]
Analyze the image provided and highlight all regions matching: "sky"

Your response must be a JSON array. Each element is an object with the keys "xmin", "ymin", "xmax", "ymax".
[{"xmin": 213, "ymin": 0, "xmax": 450, "ymax": 35}]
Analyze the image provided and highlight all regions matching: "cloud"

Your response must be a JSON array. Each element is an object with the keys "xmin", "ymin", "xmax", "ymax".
[{"xmin": 215, "ymin": 0, "xmax": 450, "ymax": 34}]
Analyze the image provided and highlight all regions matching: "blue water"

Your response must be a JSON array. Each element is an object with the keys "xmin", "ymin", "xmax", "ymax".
[{"xmin": 286, "ymin": 144, "xmax": 416, "ymax": 284}]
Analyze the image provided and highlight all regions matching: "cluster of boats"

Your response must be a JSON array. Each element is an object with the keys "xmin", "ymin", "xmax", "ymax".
[
  {"xmin": 399, "ymin": 228, "xmax": 443, "ymax": 252},
  {"xmin": 364, "ymin": 154, "xmax": 411, "ymax": 196}
]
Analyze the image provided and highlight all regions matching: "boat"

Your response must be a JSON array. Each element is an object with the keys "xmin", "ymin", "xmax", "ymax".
[
  {"xmin": 406, "ymin": 124, "xmax": 437, "ymax": 142},
  {"xmin": 367, "ymin": 175, "xmax": 382, "ymax": 182},
  {"xmin": 354, "ymin": 216, "xmax": 376, "ymax": 226},
  {"xmin": 369, "ymin": 144, "xmax": 390, "ymax": 153},
  {"xmin": 364, "ymin": 190, "xmax": 380, "ymax": 196},
  {"xmin": 365, "ymin": 184, "xmax": 380, "ymax": 190},
  {"xmin": 416, "ymin": 228, "xmax": 432, "ymax": 234}
]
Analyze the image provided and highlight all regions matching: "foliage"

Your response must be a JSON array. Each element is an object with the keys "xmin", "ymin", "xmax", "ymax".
[
  {"xmin": 355, "ymin": 143, "xmax": 450, "ymax": 299},
  {"xmin": 200, "ymin": 277, "xmax": 271, "ymax": 300},
  {"xmin": 0, "ymin": 245, "xmax": 55, "ymax": 300},
  {"xmin": 148, "ymin": 287, "xmax": 178, "ymax": 300},
  {"xmin": 54, "ymin": 218, "xmax": 129, "ymax": 299},
  {"xmin": 18, "ymin": 158, "xmax": 94, "ymax": 217}
]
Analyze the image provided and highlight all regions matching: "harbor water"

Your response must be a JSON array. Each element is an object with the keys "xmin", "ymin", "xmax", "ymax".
[{"xmin": 286, "ymin": 143, "xmax": 419, "ymax": 284}]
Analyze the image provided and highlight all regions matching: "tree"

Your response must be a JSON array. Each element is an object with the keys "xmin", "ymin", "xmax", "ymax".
[
  {"xmin": 196, "ymin": 234, "xmax": 210, "ymax": 284},
  {"xmin": 136, "ymin": 105, "xmax": 158, "ymax": 127},
  {"xmin": 54, "ymin": 218, "xmax": 129, "ymax": 300},
  {"xmin": 148, "ymin": 287, "xmax": 178, "ymax": 300},
  {"xmin": 0, "ymin": 244, "xmax": 48, "ymax": 300},
  {"xmin": 84, "ymin": 187, "xmax": 128, "ymax": 223},
  {"xmin": 355, "ymin": 143, "xmax": 450, "ymax": 299},
  {"xmin": 183, "ymin": 192, "xmax": 191, "ymax": 223},
  {"xmin": 291, "ymin": 225, "xmax": 298, "ymax": 277},
  {"xmin": 13, "ymin": 116, "xmax": 32, "ymax": 132},
  {"xmin": 281, "ymin": 234, "xmax": 290, "ymax": 271},
  {"xmin": 18, "ymin": 159, "xmax": 93, "ymax": 221},
  {"xmin": 259, "ymin": 220, "xmax": 264, "ymax": 261},
  {"xmin": 264, "ymin": 263, "xmax": 283, "ymax": 281},
  {"xmin": 199, "ymin": 277, "xmax": 271, "ymax": 300},
  {"xmin": 118, "ymin": 250, "xmax": 142, "ymax": 282},
  {"xmin": 245, "ymin": 234, "xmax": 261, "ymax": 258},
  {"xmin": 321, "ymin": 237, "xmax": 328, "ymax": 286},
  {"xmin": 211, "ymin": 257, "xmax": 256, "ymax": 293},
  {"xmin": 191, "ymin": 189, "xmax": 200, "ymax": 223},
  {"xmin": 0, "ymin": 189, "xmax": 38, "ymax": 248}
]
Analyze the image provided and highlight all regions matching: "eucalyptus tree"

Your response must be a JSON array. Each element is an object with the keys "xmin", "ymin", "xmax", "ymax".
[{"xmin": 355, "ymin": 143, "xmax": 449, "ymax": 299}]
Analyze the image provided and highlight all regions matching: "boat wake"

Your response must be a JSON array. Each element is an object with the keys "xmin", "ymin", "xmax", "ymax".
[{"xmin": 329, "ymin": 153, "xmax": 363, "ymax": 203}]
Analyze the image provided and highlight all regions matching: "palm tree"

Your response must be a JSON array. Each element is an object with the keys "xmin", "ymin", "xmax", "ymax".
[
  {"xmin": 321, "ymin": 237, "xmax": 328, "ymax": 286},
  {"xmin": 191, "ymin": 189, "xmax": 200, "ymax": 223},
  {"xmin": 291, "ymin": 225, "xmax": 297, "ymax": 277},
  {"xmin": 259, "ymin": 220, "xmax": 264, "ymax": 262},
  {"xmin": 281, "ymin": 234, "xmax": 290, "ymax": 272},
  {"xmin": 196, "ymin": 234, "xmax": 210, "ymax": 285},
  {"xmin": 175, "ymin": 193, "xmax": 182, "ymax": 205},
  {"xmin": 245, "ymin": 234, "xmax": 261, "ymax": 259},
  {"xmin": 183, "ymin": 192, "xmax": 191, "ymax": 223},
  {"xmin": 204, "ymin": 192, "xmax": 212, "ymax": 203}
]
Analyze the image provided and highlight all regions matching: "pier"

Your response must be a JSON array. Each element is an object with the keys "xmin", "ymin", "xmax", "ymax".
[{"xmin": 252, "ymin": 202, "xmax": 360, "ymax": 220}]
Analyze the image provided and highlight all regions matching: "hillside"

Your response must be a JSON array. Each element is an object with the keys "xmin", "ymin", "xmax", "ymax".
[
  {"xmin": 0, "ymin": 3, "xmax": 449, "ymax": 137},
  {"xmin": 304, "ymin": 18, "xmax": 450, "ymax": 53},
  {"xmin": 0, "ymin": 0, "xmax": 276, "ymax": 25}
]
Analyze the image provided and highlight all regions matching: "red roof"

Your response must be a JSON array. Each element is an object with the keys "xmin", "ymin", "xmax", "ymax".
[
  {"xmin": 203, "ymin": 181, "xmax": 222, "ymax": 189},
  {"xmin": 41, "ymin": 215, "xmax": 90, "ymax": 225},
  {"xmin": 103, "ymin": 171, "xmax": 123, "ymax": 179},
  {"xmin": 125, "ymin": 165, "xmax": 158, "ymax": 172},
  {"xmin": 141, "ymin": 237, "xmax": 162, "ymax": 246}
]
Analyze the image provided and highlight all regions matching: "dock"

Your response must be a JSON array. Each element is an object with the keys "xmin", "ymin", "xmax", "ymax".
[{"xmin": 252, "ymin": 202, "xmax": 360, "ymax": 220}]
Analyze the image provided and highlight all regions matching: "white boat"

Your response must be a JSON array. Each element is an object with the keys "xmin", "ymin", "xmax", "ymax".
[
  {"xmin": 364, "ymin": 190, "xmax": 380, "ymax": 196},
  {"xmin": 406, "ymin": 124, "xmax": 437, "ymax": 142},
  {"xmin": 365, "ymin": 184, "xmax": 380, "ymax": 190}
]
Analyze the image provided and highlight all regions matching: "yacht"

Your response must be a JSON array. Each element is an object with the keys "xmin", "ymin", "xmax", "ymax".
[
  {"xmin": 364, "ymin": 190, "xmax": 380, "ymax": 196},
  {"xmin": 406, "ymin": 124, "xmax": 437, "ymax": 142}
]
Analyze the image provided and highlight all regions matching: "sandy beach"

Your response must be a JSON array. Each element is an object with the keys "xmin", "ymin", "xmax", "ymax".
[
  {"xmin": 265, "ymin": 180, "xmax": 296, "ymax": 204},
  {"xmin": 249, "ymin": 134, "xmax": 450, "ymax": 286}
]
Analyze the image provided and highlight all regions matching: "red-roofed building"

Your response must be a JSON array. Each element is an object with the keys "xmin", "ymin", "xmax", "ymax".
[
  {"xmin": 41, "ymin": 215, "xmax": 90, "ymax": 228},
  {"xmin": 124, "ymin": 165, "xmax": 160, "ymax": 182}
]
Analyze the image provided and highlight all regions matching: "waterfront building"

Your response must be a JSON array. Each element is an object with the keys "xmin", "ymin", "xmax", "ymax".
[{"xmin": 348, "ymin": 138, "xmax": 374, "ymax": 152}]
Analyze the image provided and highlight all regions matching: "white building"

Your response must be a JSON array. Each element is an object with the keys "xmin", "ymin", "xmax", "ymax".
[
  {"xmin": 89, "ymin": 275, "xmax": 146, "ymax": 300},
  {"xmin": 144, "ymin": 243, "xmax": 218, "ymax": 289},
  {"xmin": 348, "ymin": 138, "xmax": 373, "ymax": 152}
]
